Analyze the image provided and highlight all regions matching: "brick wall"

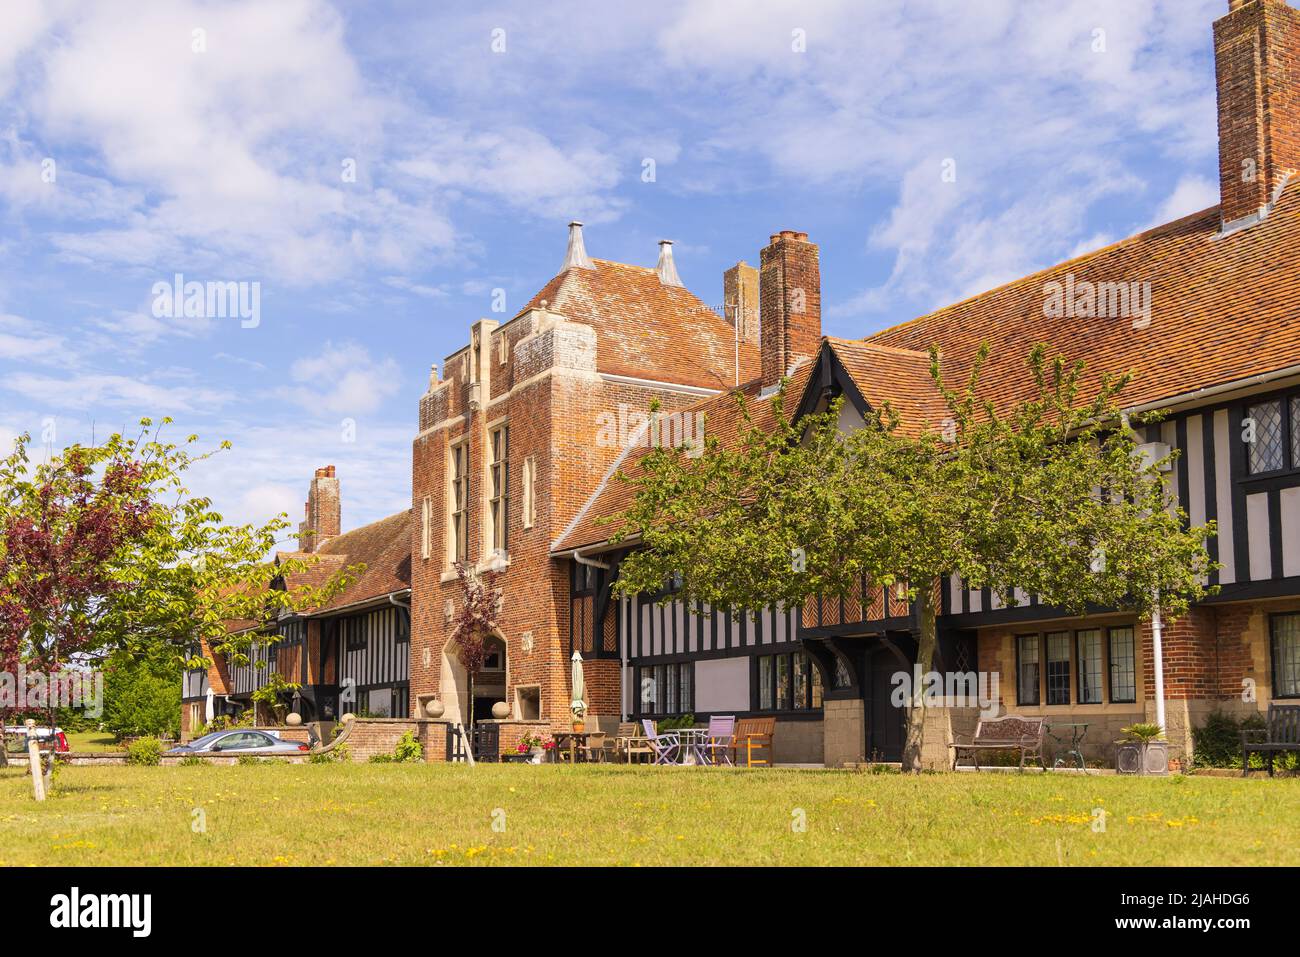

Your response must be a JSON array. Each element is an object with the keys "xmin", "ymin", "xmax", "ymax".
[
  {"xmin": 341, "ymin": 718, "xmax": 446, "ymax": 762},
  {"xmin": 1214, "ymin": 0, "xmax": 1300, "ymax": 224},
  {"xmin": 759, "ymin": 230, "xmax": 822, "ymax": 386},
  {"xmin": 409, "ymin": 301, "xmax": 715, "ymax": 736}
]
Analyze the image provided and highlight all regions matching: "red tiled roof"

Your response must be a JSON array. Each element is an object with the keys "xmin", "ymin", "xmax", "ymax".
[
  {"xmin": 826, "ymin": 338, "xmax": 946, "ymax": 435},
  {"xmin": 553, "ymin": 362, "xmax": 815, "ymax": 552},
  {"xmin": 518, "ymin": 259, "xmax": 759, "ymax": 391},
  {"xmin": 280, "ymin": 510, "xmax": 411, "ymax": 615},
  {"xmin": 865, "ymin": 185, "xmax": 1300, "ymax": 412}
]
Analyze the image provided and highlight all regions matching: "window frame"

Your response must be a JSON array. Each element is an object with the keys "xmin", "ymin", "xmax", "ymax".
[
  {"xmin": 1243, "ymin": 388, "xmax": 1300, "ymax": 478},
  {"xmin": 448, "ymin": 439, "xmax": 469, "ymax": 566},
  {"xmin": 488, "ymin": 424, "xmax": 510, "ymax": 557},
  {"xmin": 1108, "ymin": 625, "xmax": 1136, "ymax": 704},
  {"xmin": 1271, "ymin": 612, "xmax": 1300, "ymax": 700},
  {"xmin": 1076, "ymin": 628, "xmax": 1103, "ymax": 705},
  {"xmin": 1015, "ymin": 634, "xmax": 1041, "ymax": 706}
]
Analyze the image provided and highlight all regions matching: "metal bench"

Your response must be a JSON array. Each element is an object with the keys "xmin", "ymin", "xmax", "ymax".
[
  {"xmin": 950, "ymin": 715, "xmax": 1047, "ymax": 771},
  {"xmin": 1241, "ymin": 704, "xmax": 1300, "ymax": 777}
]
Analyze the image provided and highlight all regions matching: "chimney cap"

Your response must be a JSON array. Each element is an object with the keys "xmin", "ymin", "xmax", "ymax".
[
  {"xmin": 562, "ymin": 221, "xmax": 595, "ymax": 271},
  {"xmin": 656, "ymin": 239, "xmax": 683, "ymax": 287}
]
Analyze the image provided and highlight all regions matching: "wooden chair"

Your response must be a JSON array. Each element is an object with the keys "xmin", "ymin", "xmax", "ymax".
[
  {"xmin": 616, "ymin": 721, "xmax": 653, "ymax": 764},
  {"xmin": 732, "ymin": 717, "xmax": 775, "ymax": 767},
  {"xmin": 579, "ymin": 732, "xmax": 608, "ymax": 763}
]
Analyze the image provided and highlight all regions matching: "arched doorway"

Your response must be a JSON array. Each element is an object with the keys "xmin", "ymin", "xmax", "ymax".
[{"xmin": 472, "ymin": 634, "xmax": 507, "ymax": 722}]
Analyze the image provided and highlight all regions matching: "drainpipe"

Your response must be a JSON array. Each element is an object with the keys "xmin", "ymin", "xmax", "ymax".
[{"xmin": 1121, "ymin": 412, "xmax": 1167, "ymax": 734}]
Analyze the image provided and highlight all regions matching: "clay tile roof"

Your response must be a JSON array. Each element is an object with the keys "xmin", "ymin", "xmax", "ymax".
[
  {"xmin": 826, "ymin": 338, "xmax": 946, "ymax": 435},
  {"xmin": 280, "ymin": 510, "xmax": 411, "ymax": 616},
  {"xmin": 518, "ymin": 259, "xmax": 759, "ymax": 391},
  {"xmin": 865, "ymin": 185, "xmax": 1300, "ymax": 413},
  {"xmin": 553, "ymin": 361, "xmax": 816, "ymax": 553}
]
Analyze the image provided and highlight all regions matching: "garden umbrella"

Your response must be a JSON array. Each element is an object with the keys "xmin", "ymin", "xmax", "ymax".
[
  {"xmin": 204, "ymin": 687, "xmax": 215, "ymax": 723},
  {"xmin": 570, "ymin": 651, "xmax": 586, "ymax": 715}
]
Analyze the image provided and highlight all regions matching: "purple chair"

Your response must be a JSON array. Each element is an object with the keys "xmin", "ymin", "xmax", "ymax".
[
  {"xmin": 702, "ymin": 715, "xmax": 736, "ymax": 766},
  {"xmin": 642, "ymin": 719, "xmax": 680, "ymax": 765}
]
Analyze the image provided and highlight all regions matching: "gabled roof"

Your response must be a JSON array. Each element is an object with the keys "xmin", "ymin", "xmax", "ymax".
[
  {"xmin": 553, "ymin": 362, "xmax": 815, "ymax": 553},
  {"xmin": 279, "ymin": 509, "xmax": 411, "ymax": 616},
  {"xmin": 825, "ymin": 338, "xmax": 947, "ymax": 435},
  {"xmin": 518, "ymin": 259, "xmax": 759, "ymax": 391},
  {"xmin": 865, "ymin": 183, "xmax": 1300, "ymax": 412}
]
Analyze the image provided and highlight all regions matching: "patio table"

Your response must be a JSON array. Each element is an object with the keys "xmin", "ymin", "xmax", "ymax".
[
  {"xmin": 1046, "ymin": 722, "xmax": 1089, "ymax": 771},
  {"xmin": 675, "ymin": 728, "xmax": 709, "ymax": 765},
  {"xmin": 550, "ymin": 731, "xmax": 599, "ymax": 764}
]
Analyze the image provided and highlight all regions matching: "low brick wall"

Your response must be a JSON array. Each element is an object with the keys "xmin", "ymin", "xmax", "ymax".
[{"xmin": 341, "ymin": 718, "xmax": 448, "ymax": 762}]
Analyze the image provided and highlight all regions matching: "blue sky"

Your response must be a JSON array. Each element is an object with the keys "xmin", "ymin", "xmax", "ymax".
[{"xmin": 0, "ymin": 0, "xmax": 1226, "ymax": 540}]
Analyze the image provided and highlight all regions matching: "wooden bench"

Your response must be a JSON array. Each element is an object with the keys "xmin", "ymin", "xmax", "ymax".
[
  {"xmin": 950, "ymin": 716, "xmax": 1046, "ymax": 772},
  {"xmin": 1241, "ymin": 704, "xmax": 1300, "ymax": 777},
  {"xmin": 732, "ymin": 717, "xmax": 775, "ymax": 767}
]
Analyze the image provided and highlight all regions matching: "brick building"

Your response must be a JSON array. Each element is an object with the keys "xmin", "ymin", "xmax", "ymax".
[{"xmin": 189, "ymin": 0, "xmax": 1300, "ymax": 768}]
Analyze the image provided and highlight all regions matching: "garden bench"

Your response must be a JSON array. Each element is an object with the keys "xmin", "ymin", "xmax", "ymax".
[
  {"xmin": 1241, "ymin": 704, "xmax": 1300, "ymax": 777},
  {"xmin": 732, "ymin": 717, "xmax": 775, "ymax": 767},
  {"xmin": 949, "ymin": 715, "xmax": 1046, "ymax": 772}
]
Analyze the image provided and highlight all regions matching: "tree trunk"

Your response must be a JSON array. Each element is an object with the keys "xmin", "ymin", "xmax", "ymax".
[
  {"xmin": 901, "ymin": 586, "xmax": 938, "ymax": 773},
  {"xmin": 0, "ymin": 717, "xmax": 7, "ymax": 768}
]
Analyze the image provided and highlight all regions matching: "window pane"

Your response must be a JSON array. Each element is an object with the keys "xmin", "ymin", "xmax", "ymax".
[
  {"xmin": 1292, "ymin": 396, "xmax": 1300, "ymax": 470},
  {"xmin": 811, "ymin": 659, "xmax": 824, "ymax": 709},
  {"xmin": 1273, "ymin": 614, "xmax": 1300, "ymax": 698},
  {"xmin": 1017, "ymin": 635, "xmax": 1040, "ymax": 706},
  {"xmin": 793, "ymin": 653, "xmax": 809, "ymax": 710},
  {"xmin": 759, "ymin": 656, "xmax": 773, "ymax": 710},
  {"xmin": 1046, "ymin": 632, "xmax": 1071, "ymax": 705},
  {"xmin": 654, "ymin": 665, "xmax": 667, "ymax": 715},
  {"xmin": 639, "ymin": 667, "xmax": 655, "ymax": 713},
  {"xmin": 666, "ymin": 664, "xmax": 679, "ymax": 713},
  {"xmin": 1109, "ymin": 627, "xmax": 1136, "ymax": 703},
  {"xmin": 680, "ymin": 664, "xmax": 693, "ymax": 713},
  {"xmin": 775, "ymin": 655, "xmax": 791, "ymax": 710},
  {"xmin": 1247, "ymin": 400, "xmax": 1284, "ymax": 474},
  {"xmin": 1077, "ymin": 630, "xmax": 1103, "ymax": 704}
]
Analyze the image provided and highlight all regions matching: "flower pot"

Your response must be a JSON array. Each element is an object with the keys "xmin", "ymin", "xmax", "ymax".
[
  {"xmin": 529, "ymin": 746, "xmax": 545, "ymax": 765},
  {"xmin": 1116, "ymin": 740, "xmax": 1169, "ymax": 776},
  {"xmin": 572, "ymin": 721, "xmax": 585, "ymax": 733}
]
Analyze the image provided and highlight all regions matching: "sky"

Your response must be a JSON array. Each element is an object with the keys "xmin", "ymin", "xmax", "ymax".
[{"xmin": 0, "ymin": 0, "xmax": 1227, "ymax": 542}]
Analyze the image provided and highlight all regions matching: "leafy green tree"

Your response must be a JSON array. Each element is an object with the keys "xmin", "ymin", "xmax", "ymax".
[
  {"xmin": 102, "ymin": 651, "xmax": 181, "ymax": 740},
  {"xmin": 0, "ymin": 418, "xmax": 355, "ymax": 739},
  {"xmin": 613, "ymin": 344, "xmax": 1216, "ymax": 770}
]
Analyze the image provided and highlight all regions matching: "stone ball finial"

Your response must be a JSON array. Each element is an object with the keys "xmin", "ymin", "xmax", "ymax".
[
  {"xmin": 340, "ymin": 712, "xmax": 355, "ymax": 725},
  {"xmin": 286, "ymin": 712, "xmax": 303, "ymax": 726}
]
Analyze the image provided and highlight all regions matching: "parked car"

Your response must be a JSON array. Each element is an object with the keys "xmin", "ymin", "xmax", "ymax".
[
  {"xmin": 164, "ymin": 730, "xmax": 309, "ymax": 756},
  {"xmin": 2, "ymin": 726, "xmax": 69, "ymax": 753}
]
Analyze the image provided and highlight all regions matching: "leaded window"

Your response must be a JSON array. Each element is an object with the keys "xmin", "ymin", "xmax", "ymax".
[{"xmin": 1247, "ymin": 399, "xmax": 1284, "ymax": 474}]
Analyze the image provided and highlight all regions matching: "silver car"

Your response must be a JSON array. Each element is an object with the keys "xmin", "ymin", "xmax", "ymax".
[{"xmin": 165, "ymin": 730, "xmax": 309, "ymax": 755}]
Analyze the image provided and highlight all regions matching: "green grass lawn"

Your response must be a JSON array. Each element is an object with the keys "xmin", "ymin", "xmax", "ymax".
[
  {"xmin": 0, "ymin": 763, "xmax": 1294, "ymax": 866},
  {"xmin": 63, "ymin": 731, "xmax": 123, "ymax": 753}
]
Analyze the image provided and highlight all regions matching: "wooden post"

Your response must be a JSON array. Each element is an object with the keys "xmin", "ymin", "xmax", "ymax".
[{"xmin": 25, "ymin": 720, "xmax": 45, "ymax": 802}]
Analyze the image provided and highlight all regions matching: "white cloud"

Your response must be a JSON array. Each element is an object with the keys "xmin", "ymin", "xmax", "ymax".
[
  {"xmin": 1151, "ymin": 175, "xmax": 1219, "ymax": 226},
  {"xmin": 282, "ymin": 341, "xmax": 402, "ymax": 416},
  {"xmin": 1, "ymin": 371, "xmax": 230, "ymax": 414}
]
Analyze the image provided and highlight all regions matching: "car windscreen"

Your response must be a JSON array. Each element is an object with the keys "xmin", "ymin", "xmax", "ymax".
[{"xmin": 185, "ymin": 731, "xmax": 228, "ymax": 749}]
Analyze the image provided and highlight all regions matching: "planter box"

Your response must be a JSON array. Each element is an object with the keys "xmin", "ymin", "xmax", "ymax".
[{"xmin": 1116, "ymin": 740, "xmax": 1169, "ymax": 776}]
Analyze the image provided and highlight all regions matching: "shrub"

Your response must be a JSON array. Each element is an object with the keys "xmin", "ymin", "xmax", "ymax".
[
  {"xmin": 658, "ymin": 714, "xmax": 695, "ymax": 732},
  {"xmin": 394, "ymin": 730, "xmax": 423, "ymax": 763},
  {"xmin": 368, "ymin": 753, "xmax": 394, "ymax": 764},
  {"xmin": 1191, "ymin": 710, "xmax": 1297, "ymax": 770},
  {"xmin": 235, "ymin": 753, "xmax": 266, "ymax": 766},
  {"xmin": 103, "ymin": 653, "xmax": 181, "ymax": 740},
  {"xmin": 178, "ymin": 755, "xmax": 204, "ymax": 767},
  {"xmin": 125, "ymin": 736, "xmax": 164, "ymax": 766},
  {"xmin": 308, "ymin": 750, "xmax": 339, "ymax": 764}
]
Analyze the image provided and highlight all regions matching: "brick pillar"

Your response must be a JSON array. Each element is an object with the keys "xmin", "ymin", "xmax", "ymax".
[
  {"xmin": 299, "ymin": 465, "xmax": 340, "ymax": 553},
  {"xmin": 759, "ymin": 230, "xmax": 822, "ymax": 388},
  {"xmin": 722, "ymin": 260, "xmax": 759, "ymax": 346}
]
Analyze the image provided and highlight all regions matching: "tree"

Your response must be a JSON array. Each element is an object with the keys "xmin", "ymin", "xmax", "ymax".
[
  {"xmin": 612, "ymin": 344, "xmax": 1216, "ymax": 770},
  {"xmin": 102, "ymin": 650, "xmax": 181, "ymax": 740},
  {"xmin": 0, "ymin": 419, "xmax": 355, "ymax": 741},
  {"xmin": 449, "ymin": 561, "xmax": 501, "ymax": 725}
]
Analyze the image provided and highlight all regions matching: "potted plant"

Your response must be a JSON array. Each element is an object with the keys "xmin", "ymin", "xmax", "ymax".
[
  {"xmin": 570, "ymin": 701, "xmax": 587, "ymax": 734},
  {"xmin": 516, "ymin": 732, "xmax": 553, "ymax": 765},
  {"xmin": 1116, "ymin": 723, "xmax": 1169, "ymax": 776}
]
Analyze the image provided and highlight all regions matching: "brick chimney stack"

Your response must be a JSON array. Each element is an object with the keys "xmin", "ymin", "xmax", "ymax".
[
  {"xmin": 723, "ymin": 260, "xmax": 760, "ymax": 347},
  {"xmin": 299, "ymin": 465, "xmax": 340, "ymax": 553},
  {"xmin": 1214, "ymin": 0, "xmax": 1300, "ymax": 229},
  {"xmin": 759, "ymin": 230, "xmax": 822, "ymax": 388}
]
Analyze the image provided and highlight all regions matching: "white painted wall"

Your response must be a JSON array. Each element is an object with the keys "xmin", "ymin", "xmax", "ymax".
[{"xmin": 695, "ymin": 657, "xmax": 750, "ymax": 712}]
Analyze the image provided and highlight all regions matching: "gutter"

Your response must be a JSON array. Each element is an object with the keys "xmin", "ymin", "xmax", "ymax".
[{"xmin": 1122, "ymin": 363, "xmax": 1300, "ymax": 416}]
